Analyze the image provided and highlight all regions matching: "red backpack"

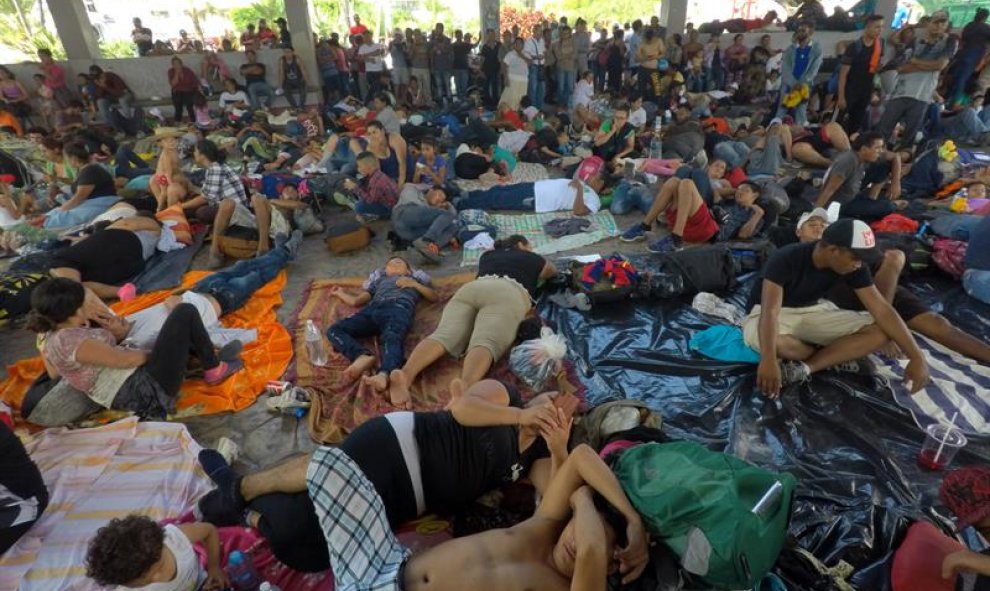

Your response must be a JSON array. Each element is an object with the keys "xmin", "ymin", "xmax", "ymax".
[
  {"xmin": 870, "ymin": 213, "xmax": 919, "ymax": 234},
  {"xmin": 932, "ymin": 238, "xmax": 968, "ymax": 280}
]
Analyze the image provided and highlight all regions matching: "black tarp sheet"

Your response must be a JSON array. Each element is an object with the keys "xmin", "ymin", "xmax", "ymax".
[{"xmin": 539, "ymin": 257, "xmax": 990, "ymax": 591}]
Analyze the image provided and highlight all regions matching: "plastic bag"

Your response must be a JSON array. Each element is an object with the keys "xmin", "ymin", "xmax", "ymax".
[{"xmin": 509, "ymin": 327, "xmax": 568, "ymax": 390}]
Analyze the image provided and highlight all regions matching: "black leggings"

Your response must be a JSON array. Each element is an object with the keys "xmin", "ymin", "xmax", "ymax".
[
  {"xmin": 171, "ymin": 90, "xmax": 197, "ymax": 123},
  {"xmin": 144, "ymin": 303, "xmax": 219, "ymax": 396},
  {"xmin": 51, "ymin": 229, "xmax": 146, "ymax": 285}
]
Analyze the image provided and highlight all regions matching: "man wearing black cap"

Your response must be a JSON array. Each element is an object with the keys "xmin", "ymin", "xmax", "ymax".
[{"xmin": 745, "ymin": 218, "xmax": 929, "ymax": 398}]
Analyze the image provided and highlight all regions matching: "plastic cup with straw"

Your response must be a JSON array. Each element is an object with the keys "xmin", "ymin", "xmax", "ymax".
[{"xmin": 917, "ymin": 411, "xmax": 967, "ymax": 471}]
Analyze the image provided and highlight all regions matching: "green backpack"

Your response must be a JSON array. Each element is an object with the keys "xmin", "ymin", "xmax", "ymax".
[{"xmin": 613, "ymin": 442, "xmax": 796, "ymax": 590}]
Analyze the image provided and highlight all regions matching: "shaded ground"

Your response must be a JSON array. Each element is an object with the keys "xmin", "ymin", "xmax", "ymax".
[{"xmin": 0, "ymin": 207, "xmax": 651, "ymax": 471}]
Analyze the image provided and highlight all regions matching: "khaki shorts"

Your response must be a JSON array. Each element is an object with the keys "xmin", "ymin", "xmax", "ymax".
[
  {"xmin": 743, "ymin": 301, "xmax": 875, "ymax": 350},
  {"xmin": 229, "ymin": 200, "xmax": 291, "ymax": 238},
  {"xmin": 428, "ymin": 276, "xmax": 531, "ymax": 360}
]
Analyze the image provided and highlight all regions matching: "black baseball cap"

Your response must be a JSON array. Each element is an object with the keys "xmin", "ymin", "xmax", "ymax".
[{"xmin": 821, "ymin": 218, "xmax": 880, "ymax": 262}]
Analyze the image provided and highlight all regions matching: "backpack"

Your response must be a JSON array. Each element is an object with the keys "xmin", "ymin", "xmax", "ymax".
[
  {"xmin": 569, "ymin": 255, "xmax": 641, "ymax": 305},
  {"xmin": 654, "ymin": 245, "xmax": 739, "ymax": 295},
  {"xmin": 613, "ymin": 442, "xmax": 796, "ymax": 590},
  {"xmin": 574, "ymin": 400, "xmax": 662, "ymax": 451},
  {"xmin": 932, "ymin": 238, "xmax": 967, "ymax": 280},
  {"xmin": 870, "ymin": 213, "xmax": 919, "ymax": 234}
]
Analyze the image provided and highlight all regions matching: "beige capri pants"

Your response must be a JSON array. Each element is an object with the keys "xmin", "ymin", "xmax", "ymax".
[
  {"xmin": 742, "ymin": 301, "xmax": 875, "ymax": 350},
  {"xmin": 427, "ymin": 276, "xmax": 532, "ymax": 360}
]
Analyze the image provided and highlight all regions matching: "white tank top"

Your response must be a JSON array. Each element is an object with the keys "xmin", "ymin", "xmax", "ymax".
[{"xmin": 131, "ymin": 524, "xmax": 203, "ymax": 591}]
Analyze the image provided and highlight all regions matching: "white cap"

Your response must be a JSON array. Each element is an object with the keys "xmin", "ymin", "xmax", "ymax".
[
  {"xmin": 797, "ymin": 207, "xmax": 829, "ymax": 228},
  {"xmin": 769, "ymin": 117, "xmax": 783, "ymax": 126}
]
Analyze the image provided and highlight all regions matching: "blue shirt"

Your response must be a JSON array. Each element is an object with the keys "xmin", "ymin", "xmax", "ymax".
[{"xmin": 792, "ymin": 45, "xmax": 812, "ymax": 80}]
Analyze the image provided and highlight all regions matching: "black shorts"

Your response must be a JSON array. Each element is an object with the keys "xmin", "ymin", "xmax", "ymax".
[
  {"xmin": 892, "ymin": 286, "xmax": 930, "ymax": 323},
  {"xmin": 793, "ymin": 127, "xmax": 831, "ymax": 154},
  {"xmin": 49, "ymin": 229, "xmax": 145, "ymax": 285},
  {"xmin": 339, "ymin": 415, "xmax": 418, "ymax": 526}
]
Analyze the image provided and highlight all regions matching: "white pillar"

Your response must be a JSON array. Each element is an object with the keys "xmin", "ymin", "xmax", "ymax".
[
  {"xmin": 480, "ymin": 0, "xmax": 500, "ymax": 33},
  {"xmin": 661, "ymin": 0, "xmax": 689, "ymax": 36},
  {"xmin": 47, "ymin": 0, "xmax": 100, "ymax": 60},
  {"xmin": 283, "ymin": 0, "xmax": 320, "ymax": 88},
  {"xmin": 875, "ymin": 0, "xmax": 898, "ymax": 24}
]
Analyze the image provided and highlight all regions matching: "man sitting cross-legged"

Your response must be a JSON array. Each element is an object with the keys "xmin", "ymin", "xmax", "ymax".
[
  {"xmin": 326, "ymin": 255, "xmax": 437, "ymax": 396},
  {"xmin": 200, "ymin": 422, "xmax": 648, "ymax": 591},
  {"xmin": 747, "ymin": 218, "xmax": 930, "ymax": 398},
  {"xmin": 195, "ymin": 380, "xmax": 587, "ymax": 576}
]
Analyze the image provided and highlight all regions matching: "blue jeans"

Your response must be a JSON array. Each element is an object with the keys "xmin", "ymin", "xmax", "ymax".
[
  {"xmin": 433, "ymin": 70, "xmax": 452, "ymax": 101},
  {"xmin": 557, "ymin": 69, "xmax": 576, "ymax": 107},
  {"xmin": 939, "ymin": 107, "xmax": 990, "ymax": 144},
  {"xmin": 247, "ymin": 81, "xmax": 274, "ymax": 109},
  {"xmin": 457, "ymin": 182, "xmax": 535, "ymax": 211},
  {"xmin": 392, "ymin": 204, "xmax": 458, "ymax": 245},
  {"xmin": 453, "ymin": 69, "xmax": 469, "ymax": 98},
  {"xmin": 355, "ymin": 200, "xmax": 392, "ymax": 218},
  {"xmin": 528, "ymin": 65, "xmax": 545, "ymax": 108},
  {"xmin": 192, "ymin": 245, "xmax": 291, "ymax": 314},
  {"xmin": 713, "ymin": 141, "xmax": 751, "ymax": 170},
  {"xmin": 114, "ymin": 146, "xmax": 152, "ymax": 180},
  {"xmin": 950, "ymin": 48, "xmax": 984, "ymax": 105},
  {"xmin": 963, "ymin": 269, "xmax": 990, "ymax": 305},
  {"xmin": 609, "ymin": 181, "xmax": 655, "ymax": 215},
  {"xmin": 283, "ymin": 83, "xmax": 306, "ymax": 109},
  {"xmin": 326, "ymin": 299, "xmax": 415, "ymax": 372}
]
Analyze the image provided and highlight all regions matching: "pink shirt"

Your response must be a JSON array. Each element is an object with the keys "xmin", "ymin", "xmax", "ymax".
[
  {"xmin": 44, "ymin": 327, "xmax": 116, "ymax": 395},
  {"xmin": 41, "ymin": 63, "xmax": 66, "ymax": 90}
]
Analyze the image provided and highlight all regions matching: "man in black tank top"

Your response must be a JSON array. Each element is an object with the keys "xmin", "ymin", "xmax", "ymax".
[{"xmin": 196, "ymin": 380, "xmax": 574, "ymax": 572}]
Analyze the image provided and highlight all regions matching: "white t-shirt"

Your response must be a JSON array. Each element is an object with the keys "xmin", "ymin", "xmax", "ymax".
[
  {"xmin": 127, "ymin": 524, "xmax": 202, "ymax": 591},
  {"xmin": 359, "ymin": 43, "xmax": 385, "ymax": 72},
  {"xmin": 0, "ymin": 207, "xmax": 24, "ymax": 229},
  {"xmin": 503, "ymin": 51, "xmax": 529, "ymax": 79},
  {"xmin": 533, "ymin": 178, "xmax": 600, "ymax": 213},
  {"xmin": 124, "ymin": 292, "xmax": 219, "ymax": 350},
  {"xmin": 572, "ymin": 80, "xmax": 593, "ymax": 108},
  {"xmin": 629, "ymin": 107, "xmax": 647, "ymax": 129},
  {"xmin": 219, "ymin": 90, "xmax": 249, "ymax": 112},
  {"xmin": 523, "ymin": 38, "xmax": 546, "ymax": 65}
]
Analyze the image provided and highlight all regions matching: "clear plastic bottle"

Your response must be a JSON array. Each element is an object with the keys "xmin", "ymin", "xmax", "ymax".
[
  {"xmin": 226, "ymin": 550, "xmax": 261, "ymax": 591},
  {"xmin": 259, "ymin": 583, "xmax": 282, "ymax": 591},
  {"xmin": 304, "ymin": 319, "xmax": 328, "ymax": 367},
  {"xmin": 648, "ymin": 118, "xmax": 663, "ymax": 160}
]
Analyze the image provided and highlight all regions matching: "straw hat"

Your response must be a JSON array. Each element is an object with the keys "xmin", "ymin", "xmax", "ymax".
[{"xmin": 154, "ymin": 127, "xmax": 184, "ymax": 140}]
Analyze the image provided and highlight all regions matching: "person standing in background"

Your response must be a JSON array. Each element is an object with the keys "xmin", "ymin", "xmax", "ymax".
[
  {"xmin": 430, "ymin": 26, "xmax": 454, "ymax": 105},
  {"xmin": 275, "ymin": 18, "xmax": 292, "ymax": 48},
  {"xmin": 837, "ymin": 15, "xmax": 884, "ymax": 135},
  {"xmin": 775, "ymin": 21, "xmax": 823, "ymax": 126},
  {"xmin": 168, "ymin": 57, "xmax": 199, "ymax": 123},
  {"xmin": 358, "ymin": 31, "xmax": 386, "ymax": 101},
  {"xmin": 389, "ymin": 30, "xmax": 411, "ymax": 101},
  {"xmin": 409, "ymin": 30, "xmax": 433, "ymax": 105},
  {"xmin": 574, "ymin": 19, "xmax": 591, "ymax": 77},
  {"xmin": 131, "ymin": 18, "xmax": 153, "ymax": 57},
  {"xmin": 553, "ymin": 26, "xmax": 578, "ymax": 108},
  {"xmin": 948, "ymin": 8, "xmax": 990, "ymax": 108},
  {"xmin": 452, "ymin": 30, "xmax": 472, "ymax": 99},
  {"xmin": 524, "ymin": 24, "xmax": 547, "ymax": 108},
  {"xmin": 626, "ymin": 20, "xmax": 643, "ymax": 88}
]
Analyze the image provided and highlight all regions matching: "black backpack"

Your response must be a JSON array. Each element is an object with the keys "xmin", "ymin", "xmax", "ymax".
[{"xmin": 654, "ymin": 245, "xmax": 739, "ymax": 295}]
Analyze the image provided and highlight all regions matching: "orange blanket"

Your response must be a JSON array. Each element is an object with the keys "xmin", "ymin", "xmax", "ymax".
[
  {"xmin": 0, "ymin": 271, "xmax": 292, "ymax": 418},
  {"xmin": 289, "ymin": 273, "xmax": 584, "ymax": 444}
]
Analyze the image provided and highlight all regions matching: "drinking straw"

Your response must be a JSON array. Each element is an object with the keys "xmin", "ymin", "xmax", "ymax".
[{"xmin": 933, "ymin": 411, "xmax": 960, "ymax": 464}]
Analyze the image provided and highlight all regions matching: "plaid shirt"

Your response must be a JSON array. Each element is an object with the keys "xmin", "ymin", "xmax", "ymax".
[
  {"xmin": 201, "ymin": 162, "xmax": 248, "ymax": 206},
  {"xmin": 352, "ymin": 170, "xmax": 398, "ymax": 208}
]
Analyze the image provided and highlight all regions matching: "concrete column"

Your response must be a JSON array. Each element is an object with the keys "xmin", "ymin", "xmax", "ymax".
[
  {"xmin": 661, "ymin": 0, "xmax": 689, "ymax": 36},
  {"xmin": 875, "ymin": 0, "xmax": 899, "ymax": 24},
  {"xmin": 46, "ymin": 0, "xmax": 100, "ymax": 60},
  {"xmin": 480, "ymin": 0, "xmax": 500, "ymax": 33},
  {"xmin": 283, "ymin": 0, "xmax": 320, "ymax": 89}
]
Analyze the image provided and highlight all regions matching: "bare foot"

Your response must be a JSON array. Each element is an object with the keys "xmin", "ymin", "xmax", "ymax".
[
  {"xmin": 362, "ymin": 371, "xmax": 389, "ymax": 392},
  {"xmin": 344, "ymin": 355, "xmax": 376, "ymax": 381},
  {"xmin": 388, "ymin": 369, "xmax": 413, "ymax": 410},
  {"xmin": 449, "ymin": 378, "xmax": 466, "ymax": 400}
]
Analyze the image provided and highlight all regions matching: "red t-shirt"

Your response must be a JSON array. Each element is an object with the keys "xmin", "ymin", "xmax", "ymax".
[
  {"xmin": 169, "ymin": 66, "xmax": 199, "ymax": 92},
  {"xmin": 503, "ymin": 110, "xmax": 524, "ymax": 130},
  {"xmin": 350, "ymin": 24, "xmax": 369, "ymax": 37}
]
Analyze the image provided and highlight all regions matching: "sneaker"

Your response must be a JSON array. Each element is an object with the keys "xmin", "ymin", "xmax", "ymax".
[
  {"xmin": 412, "ymin": 238, "xmax": 442, "ymax": 264},
  {"xmin": 216, "ymin": 436, "xmax": 240, "ymax": 464},
  {"xmin": 832, "ymin": 357, "xmax": 875, "ymax": 375},
  {"xmin": 620, "ymin": 224, "xmax": 649, "ymax": 242},
  {"xmin": 647, "ymin": 235, "xmax": 683, "ymax": 254},
  {"xmin": 780, "ymin": 360, "xmax": 811, "ymax": 386},
  {"xmin": 217, "ymin": 340, "xmax": 243, "ymax": 363},
  {"xmin": 267, "ymin": 386, "xmax": 312, "ymax": 412},
  {"xmin": 355, "ymin": 213, "xmax": 379, "ymax": 225},
  {"xmin": 332, "ymin": 191, "xmax": 356, "ymax": 209}
]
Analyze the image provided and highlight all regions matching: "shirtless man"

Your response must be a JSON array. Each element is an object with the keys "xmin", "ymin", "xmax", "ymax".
[{"xmin": 206, "ymin": 437, "xmax": 649, "ymax": 590}]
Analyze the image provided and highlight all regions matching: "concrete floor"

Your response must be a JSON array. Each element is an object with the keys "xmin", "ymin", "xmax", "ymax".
[{"xmin": 0, "ymin": 206, "xmax": 647, "ymax": 471}]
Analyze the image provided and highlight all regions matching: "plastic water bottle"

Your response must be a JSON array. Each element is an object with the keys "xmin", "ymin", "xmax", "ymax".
[
  {"xmin": 259, "ymin": 583, "xmax": 282, "ymax": 591},
  {"xmin": 648, "ymin": 119, "xmax": 663, "ymax": 160},
  {"xmin": 915, "ymin": 221, "xmax": 930, "ymax": 239},
  {"xmin": 751, "ymin": 481, "xmax": 784, "ymax": 519},
  {"xmin": 226, "ymin": 550, "xmax": 261, "ymax": 591},
  {"xmin": 305, "ymin": 319, "xmax": 328, "ymax": 367}
]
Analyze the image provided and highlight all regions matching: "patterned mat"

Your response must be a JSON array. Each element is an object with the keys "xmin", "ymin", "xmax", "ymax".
[
  {"xmin": 454, "ymin": 162, "xmax": 549, "ymax": 192},
  {"xmin": 461, "ymin": 210, "xmax": 619, "ymax": 266}
]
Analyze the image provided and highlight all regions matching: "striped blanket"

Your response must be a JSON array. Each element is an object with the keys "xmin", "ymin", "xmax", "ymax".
[
  {"xmin": 461, "ymin": 210, "xmax": 619, "ymax": 266},
  {"xmin": 876, "ymin": 332, "xmax": 990, "ymax": 436},
  {"xmin": 0, "ymin": 419, "xmax": 212, "ymax": 591}
]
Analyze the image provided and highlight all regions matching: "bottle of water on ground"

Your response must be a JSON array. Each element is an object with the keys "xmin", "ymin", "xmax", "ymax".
[
  {"xmin": 648, "ymin": 118, "xmax": 663, "ymax": 160},
  {"xmin": 226, "ymin": 550, "xmax": 262, "ymax": 591},
  {"xmin": 304, "ymin": 319, "xmax": 328, "ymax": 366}
]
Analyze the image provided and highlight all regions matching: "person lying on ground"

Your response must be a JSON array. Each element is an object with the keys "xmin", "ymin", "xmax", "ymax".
[
  {"xmin": 454, "ymin": 176, "xmax": 602, "ymax": 215},
  {"xmin": 815, "ymin": 130, "xmax": 907, "ymax": 220},
  {"xmin": 790, "ymin": 121, "xmax": 851, "ymax": 168},
  {"xmin": 659, "ymin": 105, "xmax": 706, "ymax": 162},
  {"xmin": 41, "ymin": 141, "xmax": 119, "ymax": 230},
  {"xmin": 619, "ymin": 163, "xmax": 731, "ymax": 242},
  {"xmin": 335, "ymin": 150, "xmax": 401, "ymax": 223},
  {"xmin": 195, "ymin": 380, "xmax": 575, "ymax": 571},
  {"xmin": 393, "ymin": 185, "xmax": 459, "ymax": 263},
  {"xmin": 389, "ymin": 236, "xmax": 556, "ymax": 407},
  {"xmin": 48, "ymin": 213, "xmax": 162, "ymax": 300},
  {"xmin": 200, "ymin": 141, "xmax": 284, "ymax": 269},
  {"xmin": 746, "ymin": 218, "xmax": 930, "ymax": 398},
  {"xmin": 327, "ymin": 256, "xmax": 438, "ymax": 396},
  {"xmin": 769, "ymin": 206, "xmax": 829, "ymax": 247},
  {"xmin": 85, "ymin": 515, "xmax": 227, "ymax": 591},
  {"xmin": 744, "ymin": 119, "xmax": 795, "ymax": 176},
  {"xmin": 0, "ymin": 420, "xmax": 48, "ymax": 555},
  {"xmin": 198, "ymin": 409, "xmax": 646, "ymax": 591},
  {"xmin": 27, "ymin": 278, "xmax": 242, "ymax": 420}
]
